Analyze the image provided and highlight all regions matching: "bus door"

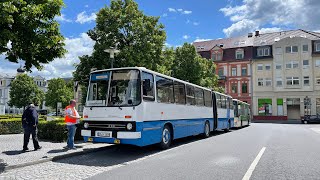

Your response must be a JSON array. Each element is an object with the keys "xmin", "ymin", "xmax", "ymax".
[{"xmin": 212, "ymin": 92, "xmax": 218, "ymax": 129}]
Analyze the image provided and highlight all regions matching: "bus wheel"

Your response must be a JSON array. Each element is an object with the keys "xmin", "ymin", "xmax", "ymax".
[
  {"xmin": 159, "ymin": 125, "xmax": 172, "ymax": 149},
  {"xmin": 202, "ymin": 121, "xmax": 210, "ymax": 138}
]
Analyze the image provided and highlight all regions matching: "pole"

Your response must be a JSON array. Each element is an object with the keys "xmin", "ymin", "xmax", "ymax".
[{"xmin": 111, "ymin": 57, "xmax": 114, "ymax": 68}]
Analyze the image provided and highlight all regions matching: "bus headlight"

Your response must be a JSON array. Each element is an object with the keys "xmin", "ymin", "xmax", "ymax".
[
  {"xmin": 84, "ymin": 122, "xmax": 89, "ymax": 129},
  {"xmin": 127, "ymin": 123, "xmax": 133, "ymax": 130}
]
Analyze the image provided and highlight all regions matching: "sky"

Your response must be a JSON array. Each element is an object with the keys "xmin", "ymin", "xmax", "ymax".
[{"xmin": 1, "ymin": 0, "xmax": 320, "ymax": 79}]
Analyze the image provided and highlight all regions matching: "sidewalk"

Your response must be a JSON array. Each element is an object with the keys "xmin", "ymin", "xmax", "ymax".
[{"xmin": 0, "ymin": 134, "xmax": 110, "ymax": 171}]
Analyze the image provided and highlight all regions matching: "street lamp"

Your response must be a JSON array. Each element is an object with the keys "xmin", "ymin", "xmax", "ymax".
[{"xmin": 104, "ymin": 47, "xmax": 120, "ymax": 68}]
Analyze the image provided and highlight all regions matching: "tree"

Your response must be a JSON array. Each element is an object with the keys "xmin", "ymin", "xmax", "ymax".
[
  {"xmin": 9, "ymin": 74, "xmax": 44, "ymax": 109},
  {"xmin": 0, "ymin": 0, "xmax": 66, "ymax": 71},
  {"xmin": 74, "ymin": 0, "xmax": 166, "ymax": 103},
  {"xmin": 156, "ymin": 47, "xmax": 175, "ymax": 76},
  {"xmin": 45, "ymin": 78, "xmax": 73, "ymax": 109}
]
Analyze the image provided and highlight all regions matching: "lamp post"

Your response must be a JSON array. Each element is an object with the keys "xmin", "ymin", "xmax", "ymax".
[{"xmin": 104, "ymin": 47, "xmax": 120, "ymax": 68}]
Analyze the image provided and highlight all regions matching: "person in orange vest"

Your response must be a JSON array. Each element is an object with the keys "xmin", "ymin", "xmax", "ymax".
[{"xmin": 64, "ymin": 100, "xmax": 81, "ymax": 150}]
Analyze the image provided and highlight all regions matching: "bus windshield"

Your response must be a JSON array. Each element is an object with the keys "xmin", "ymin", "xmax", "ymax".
[{"xmin": 86, "ymin": 69, "xmax": 141, "ymax": 107}]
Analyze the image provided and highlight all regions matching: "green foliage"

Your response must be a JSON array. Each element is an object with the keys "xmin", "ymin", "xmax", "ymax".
[
  {"xmin": 8, "ymin": 74, "xmax": 44, "ymax": 109},
  {"xmin": 74, "ymin": 0, "xmax": 166, "ymax": 86},
  {"xmin": 0, "ymin": 0, "xmax": 66, "ymax": 71},
  {"xmin": 45, "ymin": 78, "xmax": 73, "ymax": 109},
  {"xmin": 0, "ymin": 119, "xmax": 23, "ymax": 134},
  {"xmin": 156, "ymin": 47, "xmax": 174, "ymax": 76}
]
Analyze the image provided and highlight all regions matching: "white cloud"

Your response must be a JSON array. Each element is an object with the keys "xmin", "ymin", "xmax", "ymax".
[
  {"xmin": 168, "ymin": 8, "xmax": 176, "ymax": 12},
  {"xmin": 183, "ymin": 35, "xmax": 190, "ymax": 40},
  {"xmin": 55, "ymin": 14, "xmax": 72, "ymax": 23},
  {"xmin": 220, "ymin": 0, "xmax": 320, "ymax": 37},
  {"xmin": 194, "ymin": 38, "xmax": 212, "ymax": 42},
  {"xmin": 193, "ymin": 22, "xmax": 199, "ymax": 26},
  {"xmin": 259, "ymin": 27, "xmax": 282, "ymax": 34},
  {"xmin": 76, "ymin": 11, "xmax": 97, "ymax": 24},
  {"xmin": 182, "ymin": 10, "xmax": 192, "ymax": 15},
  {"xmin": 177, "ymin": 9, "xmax": 183, "ymax": 12},
  {"xmin": 162, "ymin": 13, "xmax": 168, "ymax": 17},
  {"xmin": 85, "ymin": 5, "xmax": 89, "ymax": 8},
  {"xmin": 0, "ymin": 33, "xmax": 95, "ymax": 79}
]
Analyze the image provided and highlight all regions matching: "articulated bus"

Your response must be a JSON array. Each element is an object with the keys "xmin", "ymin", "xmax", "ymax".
[
  {"xmin": 81, "ymin": 67, "xmax": 233, "ymax": 149},
  {"xmin": 233, "ymin": 99, "xmax": 251, "ymax": 128}
]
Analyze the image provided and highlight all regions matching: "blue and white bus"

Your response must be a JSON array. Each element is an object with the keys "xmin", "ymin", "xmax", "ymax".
[
  {"xmin": 81, "ymin": 67, "xmax": 233, "ymax": 149},
  {"xmin": 233, "ymin": 99, "xmax": 251, "ymax": 128}
]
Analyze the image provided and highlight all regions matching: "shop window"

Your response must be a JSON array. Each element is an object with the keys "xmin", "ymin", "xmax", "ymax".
[{"xmin": 258, "ymin": 99, "xmax": 272, "ymax": 116}]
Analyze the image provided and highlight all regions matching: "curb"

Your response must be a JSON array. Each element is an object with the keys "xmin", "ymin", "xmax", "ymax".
[{"xmin": 1, "ymin": 145, "xmax": 114, "ymax": 172}]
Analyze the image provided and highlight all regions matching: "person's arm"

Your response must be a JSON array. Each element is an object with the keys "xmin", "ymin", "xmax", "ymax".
[
  {"xmin": 31, "ymin": 109, "xmax": 38, "ymax": 126},
  {"xmin": 66, "ymin": 108, "xmax": 80, "ymax": 119}
]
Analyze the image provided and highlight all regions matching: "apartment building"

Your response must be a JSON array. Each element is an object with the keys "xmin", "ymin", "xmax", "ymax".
[
  {"xmin": 194, "ymin": 35, "xmax": 254, "ymax": 104},
  {"xmin": 252, "ymin": 30, "xmax": 320, "ymax": 120}
]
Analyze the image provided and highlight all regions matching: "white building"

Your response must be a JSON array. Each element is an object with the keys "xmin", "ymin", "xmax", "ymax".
[{"xmin": 0, "ymin": 68, "xmax": 48, "ymax": 115}]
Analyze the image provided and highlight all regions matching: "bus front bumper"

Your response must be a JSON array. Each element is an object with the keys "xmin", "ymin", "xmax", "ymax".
[{"xmin": 81, "ymin": 130, "xmax": 141, "ymax": 139}]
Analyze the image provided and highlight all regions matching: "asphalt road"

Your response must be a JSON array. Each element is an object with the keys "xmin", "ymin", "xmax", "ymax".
[{"xmin": 2, "ymin": 123, "xmax": 320, "ymax": 180}]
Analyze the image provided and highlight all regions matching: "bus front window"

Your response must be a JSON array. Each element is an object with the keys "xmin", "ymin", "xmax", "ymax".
[
  {"xmin": 108, "ymin": 70, "xmax": 141, "ymax": 107},
  {"xmin": 87, "ymin": 72, "xmax": 109, "ymax": 106}
]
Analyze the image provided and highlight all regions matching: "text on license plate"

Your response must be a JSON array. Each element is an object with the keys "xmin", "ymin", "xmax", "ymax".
[{"xmin": 96, "ymin": 131, "xmax": 112, "ymax": 137}]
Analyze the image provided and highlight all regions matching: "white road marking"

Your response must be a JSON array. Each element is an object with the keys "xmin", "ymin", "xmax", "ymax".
[
  {"xmin": 310, "ymin": 128, "xmax": 320, "ymax": 134},
  {"xmin": 242, "ymin": 147, "xmax": 266, "ymax": 180}
]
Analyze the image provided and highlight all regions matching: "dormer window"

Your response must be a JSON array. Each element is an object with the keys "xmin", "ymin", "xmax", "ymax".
[
  {"xmin": 235, "ymin": 49, "xmax": 244, "ymax": 59},
  {"xmin": 211, "ymin": 50, "xmax": 223, "ymax": 61},
  {"xmin": 257, "ymin": 47, "xmax": 270, "ymax": 57}
]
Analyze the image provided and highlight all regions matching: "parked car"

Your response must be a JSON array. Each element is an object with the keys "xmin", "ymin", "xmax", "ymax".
[{"xmin": 301, "ymin": 114, "xmax": 320, "ymax": 124}]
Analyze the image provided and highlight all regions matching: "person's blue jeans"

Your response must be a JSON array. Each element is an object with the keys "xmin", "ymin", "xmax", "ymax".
[{"xmin": 67, "ymin": 125, "xmax": 77, "ymax": 148}]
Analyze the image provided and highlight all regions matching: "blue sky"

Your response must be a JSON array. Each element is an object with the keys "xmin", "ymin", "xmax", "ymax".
[{"xmin": 1, "ymin": 0, "xmax": 320, "ymax": 79}]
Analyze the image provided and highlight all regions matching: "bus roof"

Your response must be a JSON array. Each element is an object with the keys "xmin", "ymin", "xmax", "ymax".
[{"xmin": 91, "ymin": 67, "xmax": 231, "ymax": 97}]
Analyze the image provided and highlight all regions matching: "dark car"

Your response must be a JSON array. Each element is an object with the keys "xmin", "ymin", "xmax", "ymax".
[{"xmin": 302, "ymin": 114, "xmax": 320, "ymax": 124}]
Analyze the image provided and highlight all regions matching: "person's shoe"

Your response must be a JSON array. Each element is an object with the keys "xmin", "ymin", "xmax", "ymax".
[
  {"xmin": 69, "ymin": 147, "xmax": 77, "ymax": 150},
  {"xmin": 34, "ymin": 146, "xmax": 42, "ymax": 151},
  {"xmin": 22, "ymin": 148, "xmax": 29, "ymax": 152}
]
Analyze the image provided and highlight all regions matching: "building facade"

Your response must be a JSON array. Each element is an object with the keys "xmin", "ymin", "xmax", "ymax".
[
  {"xmin": 0, "ymin": 69, "xmax": 48, "ymax": 115},
  {"xmin": 252, "ymin": 30, "xmax": 320, "ymax": 120},
  {"xmin": 194, "ymin": 35, "xmax": 254, "ymax": 104}
]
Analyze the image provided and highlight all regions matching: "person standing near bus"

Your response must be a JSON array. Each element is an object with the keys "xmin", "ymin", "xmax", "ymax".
[
  {"xmin": 22, "ymin": 102, "xmax": 41, "ymax": 151},
  {"xmin": 64, "ymin": 100, "xmax": 81, "ymax": 149}
]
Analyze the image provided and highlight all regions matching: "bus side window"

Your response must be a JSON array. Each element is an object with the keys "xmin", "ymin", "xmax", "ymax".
[
  {"xmin": 156, "ymin": 76, "xmax": 174, "ymax": 103},
  {"xmin": 174, "ymin": 81, "xmax": 186, "ymax": 104},
  {"xmin": 221, "ymin": 96, "xmax": 226, "ymax": 109},
  {"xmin": 216, "ymin": 94, "xmax": 221, "ymax": 108},
  {"xmin": 186, "ymin": 85, "xmax": 195, "ymax": 105},
  {"xmin": 142, "ymin": 72, "xmax": 155, "ymax": 101},
  {"xmin": 204, "ymin": 90, "xmax": 212, "ymax": 107},
  {"xmin": 194, "ymin": 87, "xmax": 204, "ymax": 106}
]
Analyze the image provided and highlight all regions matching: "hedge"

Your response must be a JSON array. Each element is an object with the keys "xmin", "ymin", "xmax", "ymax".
[{"xmin": 0, "ymin": 119, "xmax": 84, "ymax": 142}]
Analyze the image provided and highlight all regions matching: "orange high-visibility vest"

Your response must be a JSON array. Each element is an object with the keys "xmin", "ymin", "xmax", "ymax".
[{"xmin": 65, "ymin": 105, "xmax": 77, "ymax": 124}]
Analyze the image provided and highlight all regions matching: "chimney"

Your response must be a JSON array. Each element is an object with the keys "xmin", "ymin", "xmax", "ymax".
[
  {"xmin": 248, "ymin": 32, "xmax": 253, "ymax": 38},
  {"xmin": 255, "ymin": 30, "xmax": 260, "ymax": 36}
]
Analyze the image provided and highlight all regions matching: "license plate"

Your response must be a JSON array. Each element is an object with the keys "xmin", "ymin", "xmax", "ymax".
[
  {"xmin": 87, "ymin": 137, "xmax": 93, "ymax": 142},
  {"xmin": 114, "ymin": 139, "xmax": 120, "ymax": 144},
  {"xmin": 96, "ymin": 131, "xmax": 112, "ymax": 137}
]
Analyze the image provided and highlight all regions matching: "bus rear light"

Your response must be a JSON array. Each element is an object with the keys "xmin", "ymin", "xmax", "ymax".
[
  {"xmin": 125, "ymin": 115, "xmax": 132, "ymax": 119},
  {"xmin": 84, "ymin": 115, "xmax": 89, "ymax": 118}
]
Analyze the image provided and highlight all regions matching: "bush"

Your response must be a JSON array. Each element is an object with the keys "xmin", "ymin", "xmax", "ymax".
[{"xmin": 0, "ymin": 119, "xmax": 23, "ymax": 134}]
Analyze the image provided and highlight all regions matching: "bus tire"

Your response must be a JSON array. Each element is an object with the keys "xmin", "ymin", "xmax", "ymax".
[
  {"xmin": 159, "ymin": 125, "xmax": 172, "ymax": 150},
  {"xmin": 202, "ymin": 121, "xmax": 210, "ymax": 138}
]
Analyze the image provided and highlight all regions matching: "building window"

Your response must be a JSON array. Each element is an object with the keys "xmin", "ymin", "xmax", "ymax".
[
  {"xmin": 302, "ymin": 45, "xmax": 308, "ymax": 52},
  {"xmin": 258, "ymin": 99, "xmax": 272, "ymax": 116},
  {"xmin": 211, "ymin": 50, "xmax": 223, "ymax": 61},
  {"xmin": 218, "ymin": 68, "xmax": 224, "ymax": 76},
  {"xmin": 257, "ymin": 64, "xmax": 263, "ymax": 71},
  {"xmin": 275, "ymin": 47, "xmax": 282, "ymax": 54},
  {"xmin": 235, "ymin": 49, "xmax": 244, "ymax": 59},
  {"xmin": 265, "ymin": 64, "xmax": 271, "ymax": 71},
  {"xmin": 316, "ymin": 77, "xmax": 320, "ymax": 85},
  {"xmin": 304, "ymin": 76, "xmax": 310, "ymax": 86},
  {"xmin": 265, "ymin": 78, "xmax": 272, "ymax": 86},
  {"xmin": 303, "ymin": 60, "xmax": 309, "ymax": 68},
  {"xmin": 258, "ymin": 78, "xmax": 264, "ymax": 86},
  {"xmin": 276, "ymin": 77, "xmax": 282, "ymax": 86},
  {"xmin": 277, "ymin": 99, "xmax": 284, "ymax": 116},
  {"xmin": 241, "ymin": 67, "xmax": 247, "ymax": 76},
  {"xmin": 257, "ymin": 47, "xmax": 270, "ymax": 57},
  {"xmin": 316, "ymin": 60, "xmax": 320, "ymax": 67},
  {"xmin": 242, "ymin": 83, "xmax": 248, "ymax": 93},
  {"xmin": 231, "ymin": 67, "xmax": 237, "ymax": 76},
  {"xmin": 285, "ymin": 46, "xmax": 298, "ymax": 53},
  {"xmin": 317, "ymin": 98, "xmax": 320, "ymax": 114},
  {"xmin": 286, "ymin": 61, "xmax": 299, "ymax": 69},
  {"xmin": 231, "ymin": 83, "xmax": 237, "ymax": 93},
  {"xmin": 275, "ymin": 64, "xmax": 282, "ymax": 70},
  {"xmin": 316, "ymin": 43, "xmax": 320, "ymax": 52},
  {"xmin": 286, "ymin": 77, "xmax": 300, "ymax": 86}
]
